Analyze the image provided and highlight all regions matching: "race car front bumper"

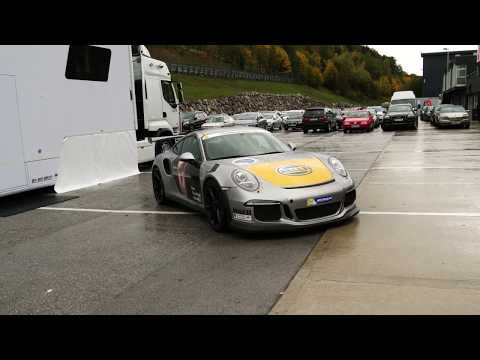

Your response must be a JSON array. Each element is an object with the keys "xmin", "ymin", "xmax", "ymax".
[{"xmin": 225, "ymin": 184, "xmax": 358, "ymax": 232}]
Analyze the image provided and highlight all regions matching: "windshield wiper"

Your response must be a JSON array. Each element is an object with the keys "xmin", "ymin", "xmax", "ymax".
[
  {"xmin": 210, "ymin": 155, "xmax": 245, "ymax": 160},
  {"xmin": 256, "ymin": 151, "xmax": 283, "ymax": 156}
]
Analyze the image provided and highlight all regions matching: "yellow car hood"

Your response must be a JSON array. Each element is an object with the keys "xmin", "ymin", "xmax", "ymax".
[{"xmin": 246, "ymin": 157, "xmax": 334, "ymax": 188}]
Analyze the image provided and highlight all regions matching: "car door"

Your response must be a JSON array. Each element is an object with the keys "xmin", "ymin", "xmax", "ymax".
[{"xmin": 172, "ymin": 135, "xmax": 203, "ymax": 206}]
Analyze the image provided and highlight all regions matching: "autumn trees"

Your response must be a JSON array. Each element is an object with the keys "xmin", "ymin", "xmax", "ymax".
[{"xmin": 148, "ymin": 45, "xmax": 423, "ymax": 102}]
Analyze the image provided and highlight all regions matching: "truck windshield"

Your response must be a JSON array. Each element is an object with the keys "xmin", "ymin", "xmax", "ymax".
[{"xmin": 202, "ymin": 132, "xmax": 290, "ymax": 160}]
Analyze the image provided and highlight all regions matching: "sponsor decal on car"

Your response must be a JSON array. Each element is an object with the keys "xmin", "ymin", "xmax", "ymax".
[
  {"xmin": 232, "ymin": 158, "xmax": 258, "ymax": 166},
  {"xmin": 277, "ymin": 165, "xmax": 312, "ymax": 176},
  {"xmin": 247, "ymin": 158, "xmax": 334, "ymax": 188},
  {"xmin": 306, "ymin": 195, "xmax": 333, "ymax": 207}
]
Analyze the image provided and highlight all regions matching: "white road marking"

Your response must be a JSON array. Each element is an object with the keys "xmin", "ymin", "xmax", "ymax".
[
  {"xmin": 370, "ymin": 166, "xmax": 480, "ymax": 170},
  {"xmin": 39, "ymin": 207, "xmax": 196, "ymax": 215},
  {"xmin": 366, "ymin": 182, "xmax": 479, "ymax": 185},
  {"xmin": 360, "ymin": 211, "xmax": 480, "ymax": 217}
]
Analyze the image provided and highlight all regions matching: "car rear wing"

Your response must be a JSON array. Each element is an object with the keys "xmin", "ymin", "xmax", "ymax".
[{"xmin": 147, "ymin": 134, "xmax": 186, "ymax": 144}]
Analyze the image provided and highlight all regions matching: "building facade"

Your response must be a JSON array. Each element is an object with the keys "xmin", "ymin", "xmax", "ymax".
[
  {"xmin": 466, "ymin": 59, "xmax": 480, "ymax": 120},
  {"xmin": 421, "ymin": 50, "xmax": 477, "ymax": 98},
  {"xmin": 441, "ymin": 53, "xmax": 477, "ymax": 108}
]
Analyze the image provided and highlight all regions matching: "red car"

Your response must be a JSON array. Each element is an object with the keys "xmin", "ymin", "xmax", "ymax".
[{"xmin": 342, "ymin": 110, "xmax": 375, "ymax": 133}]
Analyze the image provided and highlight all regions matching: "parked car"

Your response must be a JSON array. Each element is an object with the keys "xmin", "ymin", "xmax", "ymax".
[
  {"xmin": 367, "ymin": 106, "xmax": 385, "ymax": 126},
  {"xmin": 431, "ymin": 104, "xmax": 452, "ymax": 126},
  {"xmin": 301, "ymin": 107, "xmax": 337, "ymax": 133},
  {"xmin": 432, "ymin": 105, "xmax": 470, "ymax": 129},
  {"xmin": 278, "ymin": 111, "xmax": 290, "ymax": 128},
  {"xmin": 342, "ymin": 110, "xmax": 375, "ymax": 133},
  {"xmin": 232, "ymin": 112, "xmax": 264, "ymax": 127},
  {"xmin": 334, "ymin": 109, "xmax": 344, "ymax": 129},
  {"xmin": 259, "ymin": 111, "xmax": 283, "ymax": 132},
  {"xmin": 181, "ymin": 111, "xmax": 208, "ymax": 132},
  {"xmin": 382, "ymin": 103, "xmax": 418, "ymax": 131},
  {"xmin": 201, "ymin": 114, "xmax": 235, "ymax": 129},
  {"xmin": 421, "ymin": 105, "xmax": 433, "ymax": 122},
  {"xmin": 283, "ymin": 110, "xmax": 305, "ymax": 130}
]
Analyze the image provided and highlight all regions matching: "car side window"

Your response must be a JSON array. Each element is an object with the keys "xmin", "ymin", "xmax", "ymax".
[
  {"xmin": 181, "ymin": 136, "xmax": 203, "ymax": 162},
  {"xmin": 172, "ymin": 139, "xmax": 184, "ymax": 155}
]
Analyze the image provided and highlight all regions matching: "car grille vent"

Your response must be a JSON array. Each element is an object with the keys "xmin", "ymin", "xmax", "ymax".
[
  {"xmin": 344, "ymin": 190, "xmax": 356, "ymax": 207},
  {"xmin": 253, "ymin": 204, "xmax": 281, "ymax": 222},
  {"xmin": 295, "ymin": 202, "xmax": 341, "ymax": 221}
]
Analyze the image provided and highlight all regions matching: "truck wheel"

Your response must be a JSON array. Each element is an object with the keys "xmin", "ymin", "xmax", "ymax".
[
  {"xmin": 152, "ymin": 167, "xmax": 167, "ymax": 205},
  {"xmin": 204, "ymin": 179, "xmax": 230, "ymax": 233}
]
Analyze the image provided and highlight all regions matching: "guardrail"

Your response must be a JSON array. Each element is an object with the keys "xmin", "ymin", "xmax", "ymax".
[{"xmin": 168, "ymin": 63, "xmax": 295, "ymax": 83}]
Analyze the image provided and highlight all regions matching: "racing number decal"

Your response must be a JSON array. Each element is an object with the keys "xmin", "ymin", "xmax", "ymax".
[{"xmin": 176, "ymin": 160, "xmax": 189, "ymax": 195}]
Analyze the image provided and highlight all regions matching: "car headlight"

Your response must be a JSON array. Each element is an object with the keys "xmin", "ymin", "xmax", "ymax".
[
  {"xmin": 384, "ymin": 115, "xmax": 390, "ymax": 119},
  {"xmin": 328, "ymin": 157, "xmax": 348, "ymax": 177},
  {"xmin": 232, "ymin": 169, "xmax": 260, "ymax": 192},
  {"xmin": 408, "ymin": 114, "xmax": 415, "ymax": 118}
]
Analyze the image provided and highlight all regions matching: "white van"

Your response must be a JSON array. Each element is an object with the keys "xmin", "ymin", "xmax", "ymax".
[{"xmin": 390, "ymin": 91, "xmax": 417, "ymax": 108}]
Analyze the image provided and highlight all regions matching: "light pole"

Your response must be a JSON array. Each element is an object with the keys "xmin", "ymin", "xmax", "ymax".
[{"xmin": 443, "ymin": 47, "xmax": 449, "ymax": 93}]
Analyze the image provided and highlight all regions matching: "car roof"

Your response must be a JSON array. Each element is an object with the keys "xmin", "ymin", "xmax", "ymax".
[{"xmin": 193, "ymin": 126, "xmax": 269, "ymax": 138}]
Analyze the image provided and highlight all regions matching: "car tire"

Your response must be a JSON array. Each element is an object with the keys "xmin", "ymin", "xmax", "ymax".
[
  {"xmin": 303, "ymin": 128, "xmax": 308, "ymax": 134},
  {"xmin": 204, "ymin": 179, "xmax": 231, "ymax": 233},
  {"xmin": 412, "ymin": 120, "xmax": 418, "ymax": 130},
  {"xmin": 343, "ymin": 129, "xmax": 348, "ymax": 134},
  {"xmin": 465, "ymin": 122, "xmax": 470, "ymax": 129},
  {"xmin": 326, "ymin": 123, "xmax": 331, "ymax": 132},
  {"xmin": 381, "ymin": 125, "xmax": 390, "ymax": 131},
  {"xmin": 152, "ymin": 167, "xmax": 168, "ymax": 205}
]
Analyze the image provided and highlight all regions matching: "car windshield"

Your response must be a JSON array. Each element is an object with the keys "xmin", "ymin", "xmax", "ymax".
[
  {"xmin": 287, "ymin": 111, "xmax": 303, "ymax": 118},
  {"xmin": 234, "ymin": 113, "xmax": 257, "ymax": 120},
  {"xmin": 304, "ymin": 109, "xmax": 325, "ymax": 117},
  {"xmin": 202, "ymin": 131, "xmax": 290, "ymax": 160},
  {"xmin": 182, "ymin": 112, "xmax": 195, "ymax": 120},
  {"xmin": 345, "ymin": 111, "xmax": 369, "ymax": 118},
  {"xmin": 207, "ymin": 116, "xmax": 225, "ymax": 123},
  {"xmin": 440, "ymin": 106, "xmax": 465, "ymax": 113},
  {"xmin": 389, "ymin": 105, "xmax": 411, "ymax": 112}
]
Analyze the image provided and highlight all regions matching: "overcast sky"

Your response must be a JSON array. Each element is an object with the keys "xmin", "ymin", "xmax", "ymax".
[{"xmin": 367, "ymin": 45, "xmax": 478, "ymax": 76}]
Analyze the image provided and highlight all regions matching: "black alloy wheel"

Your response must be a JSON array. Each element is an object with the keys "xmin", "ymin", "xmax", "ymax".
[
  {"xmin": 204, "ymin": 180, "xmax": 230, "ymax": 232},
  {"xmin": 152, "ymin": 168, "xmax": 167, "ymax": 205}
]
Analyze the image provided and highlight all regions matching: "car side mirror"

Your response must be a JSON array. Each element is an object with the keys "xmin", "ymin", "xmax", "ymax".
[
  {"xmin": 288, "ymin": 143, "xmax": 297, "ymax": 151},
  {"xmin": 178, "ymin": 152, "xmax": 196, "ymax": 163}
]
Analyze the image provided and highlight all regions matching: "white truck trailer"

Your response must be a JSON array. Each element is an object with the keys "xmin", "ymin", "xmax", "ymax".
[{"xmin": 0, "ymin": 45, "xmax": 184, "ymax": 197}]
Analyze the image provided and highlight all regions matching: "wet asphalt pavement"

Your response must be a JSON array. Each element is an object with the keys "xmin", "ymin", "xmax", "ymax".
[
  {"xmin": 1, "ymin": 120, "xmax": 477, "ymax": 314},
  {"xmin": 272, "ymin": 120, "xmax": 480, "ymax": 314}
]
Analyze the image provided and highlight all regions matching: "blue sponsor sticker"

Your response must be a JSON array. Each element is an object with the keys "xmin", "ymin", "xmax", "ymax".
[
  {"xmin": 307, "ymin": 195, "xmax": 333, "ymax": 206},
  {"xmin": 232, "ymin": 158, "xmax": 258, "ymax": 166}
]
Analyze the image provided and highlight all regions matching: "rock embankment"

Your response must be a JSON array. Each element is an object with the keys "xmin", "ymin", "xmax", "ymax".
[{"xmin": 180, "ymin": 92, "xmax": 357, "ymax": 114}]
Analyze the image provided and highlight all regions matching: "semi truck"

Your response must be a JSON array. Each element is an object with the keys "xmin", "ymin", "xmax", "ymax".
[{"xmin": 0, "ymin": 45, "xmax": 184, "ymax": 198}]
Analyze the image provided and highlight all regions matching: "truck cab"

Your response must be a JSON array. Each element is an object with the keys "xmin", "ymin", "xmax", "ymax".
[{"xmin": 131, "ymin": 45, "xmax": 185, "ymax": 160}]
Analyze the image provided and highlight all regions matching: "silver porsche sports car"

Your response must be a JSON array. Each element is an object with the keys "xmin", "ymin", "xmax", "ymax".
[{"xmin": 152, "ymin": 127, "xmax": 358, "ymax": 232}]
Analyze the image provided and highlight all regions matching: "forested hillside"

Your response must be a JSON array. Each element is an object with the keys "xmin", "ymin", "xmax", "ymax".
[{"xmin": 147, "ymin": 45, "xmax": 423, "ymax": 103}]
